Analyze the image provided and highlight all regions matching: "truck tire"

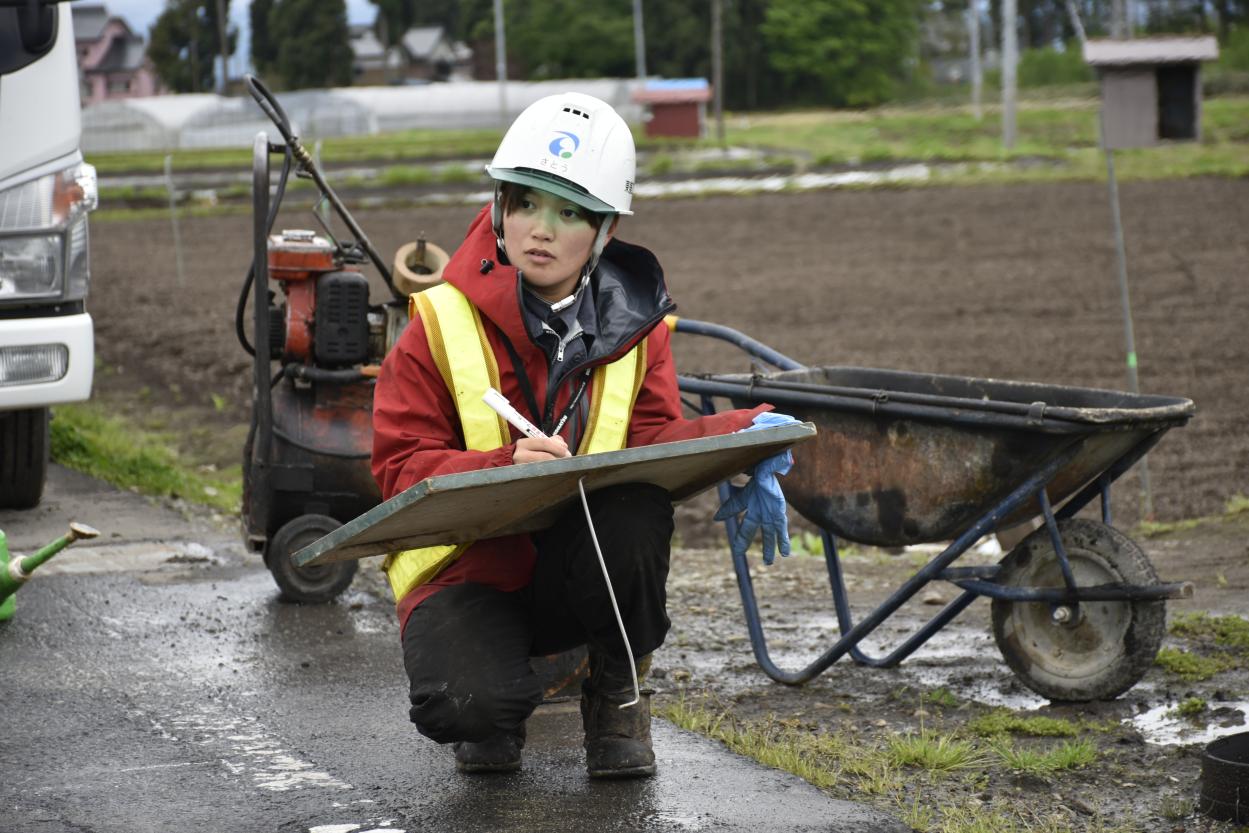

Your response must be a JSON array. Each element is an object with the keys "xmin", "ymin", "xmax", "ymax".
[{"xmin": 0, "ymin": 407, "xmax": 50, "ymax": 509}]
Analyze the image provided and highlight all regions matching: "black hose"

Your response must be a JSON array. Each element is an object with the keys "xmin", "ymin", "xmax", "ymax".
[
  {"xmin": 236, "ymin": 143, "xmax": 294, "ymax": 356},
  {"xmin": 282, "ymin": 363, "xmax": 370, "ymax": 384},
  {"xmin": 243, "ymin": 73, "xmax": 400, "ymax": 301}
]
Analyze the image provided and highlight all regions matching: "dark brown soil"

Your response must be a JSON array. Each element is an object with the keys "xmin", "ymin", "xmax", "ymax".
[
  {"xmin": 90, "ymin": 179, "xmax": 1249, "ymax": 524},
  {"xmin": 87, "ymin": 179, "xmax": 1249, "ymax": 831}
]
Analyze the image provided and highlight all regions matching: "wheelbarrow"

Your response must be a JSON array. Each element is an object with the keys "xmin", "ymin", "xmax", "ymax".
[{"xmin": 670, "ymin": 316, "xmax": 1196, "ymax": 702}]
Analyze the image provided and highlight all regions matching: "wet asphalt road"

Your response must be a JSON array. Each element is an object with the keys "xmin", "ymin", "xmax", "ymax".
[{"xmin": 0, "ymin": 466, "xmax": 908, "ymax": 833}]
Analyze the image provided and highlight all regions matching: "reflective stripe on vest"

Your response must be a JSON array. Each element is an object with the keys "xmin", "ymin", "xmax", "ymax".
[{"xmin": 383, "ymin": 283, "xmax": 646, "ymax": 603}]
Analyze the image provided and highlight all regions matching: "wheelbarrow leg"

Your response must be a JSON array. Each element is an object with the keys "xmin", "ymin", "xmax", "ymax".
[
  {"xmin": 1056, "ymin": 429, "xmax": 1166, "ymax": 523},
  {"xmin": 723, "ymin": 443, "xmax": 1084, "ymax": 685},
  {"xmin": 821, "ymin": 528, "xmax": 979, "ymax": 668}
]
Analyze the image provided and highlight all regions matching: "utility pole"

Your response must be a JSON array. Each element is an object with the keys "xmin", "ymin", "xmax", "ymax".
[
  {"xmin": 189, "ymin": 24, "xmax": 198, "ymax": 93},
  {"xmin": 968, "ymin": 1, "xmax": 982, "ymax": 121},
  {"xmin": 493, "ymin": 0, "xmax": 507, "ymax": 126},
  {"xmin": 1063, "ymin": 0, "xmax": 1087, "ymax": 45},
  {"xmin": 1001, "ymin": 0, "xmax": 1017, "ymax": 149},
  {"xmin": 632, "ymin": 0, "xmax": 647, "ymax": 80},
  {"xmin": 711, "ymin": 0, "xmax": 724, "ymax": 142},
  {"xmin": 214, "ymin": 0, "xmax": 229, "ymax": 94},
  {"xmin": 1112, "ymin": 0, "xmax": 1129, "ymax": 38}
]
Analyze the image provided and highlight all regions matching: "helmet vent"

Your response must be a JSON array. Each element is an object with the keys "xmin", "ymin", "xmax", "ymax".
[{"xmin": 562, "ymin": 106, "xmax": 591, "ymax": 119}]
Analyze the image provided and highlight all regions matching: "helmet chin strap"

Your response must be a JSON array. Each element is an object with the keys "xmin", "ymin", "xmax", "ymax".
[
  {"xmin": 491, "ymin": 182, "xmax": 506, "ymax": 251},
  {"xmin": 586, "ymin": 219, "xmax": 614, "ymax": 274}
]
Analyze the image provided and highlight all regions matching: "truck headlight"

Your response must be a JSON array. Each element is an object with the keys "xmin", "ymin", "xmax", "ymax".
[{"xmin": 0, "ymin": 162, "xmax": 98, "ymax": 304}]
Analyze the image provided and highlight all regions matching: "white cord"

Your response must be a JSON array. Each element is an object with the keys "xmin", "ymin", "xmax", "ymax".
[{"xmin": 578, "ymin": 476, "xmax": 641, "ymax": 709}]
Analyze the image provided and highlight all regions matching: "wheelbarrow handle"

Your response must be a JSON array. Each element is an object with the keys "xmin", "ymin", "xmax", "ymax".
[{"xmin": 665, "ymin": 316, "xmax": 804, "ymax": 372}]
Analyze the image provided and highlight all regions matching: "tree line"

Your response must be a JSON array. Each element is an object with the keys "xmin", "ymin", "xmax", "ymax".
[{"xmin": 146, "ymin": 0, "xmax": 1249, "ymax": 108}]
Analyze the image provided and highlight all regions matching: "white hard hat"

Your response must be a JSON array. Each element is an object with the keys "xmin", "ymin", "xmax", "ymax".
[{"xmin": 487, "ymin": 92, "xmax": 636, "ymax": 218}]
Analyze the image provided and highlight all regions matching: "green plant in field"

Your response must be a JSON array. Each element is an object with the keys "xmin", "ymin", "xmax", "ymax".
[
  {"xmin": 884, "ymin": 729, "xmax": 986, "ymax": 773},
  {"xmin": 210, "ymin": 393, "xmax": 228, "ymax": 413},
  {"xmin": 49, "ymin": 403, "xmax": 241, "ymax": 514},
  {"xmin": 1157, "ymin": 794, "xmax": 1194, "ymax": 821},
  {"xmin": 787, "ymin": 530, "xmax": 824, "ymax": 557},
  {"xmin": 1155, "ymin": 647, "xmax": 1237, "ymax": 681},
  {"xmin": 1226, "ymin": 493, "xmax": 1249, "ymax": 515},
  {"xmin": 1136, "ymin": 516, "xmax": 1203, "ymax": 537},
  {"xmin": 1169, "ymin": 612, "xmax": 1249, "ymax": 653},
  {"xmin": 646, "ymin": 153, "xmax": 674, "ymax": 177},
  {"xmin": 1017, "ymin": 44, "xmax": 1095, "ymax": 88},
  {"xmin": 966, "ymin": 709, "xmax": 1081, "ymax": 738},
  {"xmin": 1171, "ymin": 697, "xmax": 1208, "ymax": 718},
  {"xmin": 922, "ymin": 687, "xmax": 959, "ymax": 709},
  {"xmin": 660, "ymin": 693, "xmax": 1139, "ymax": 833},
  {"xmin": 991, "ymin": 738, "xmax": 1097, "ymax": 774}
]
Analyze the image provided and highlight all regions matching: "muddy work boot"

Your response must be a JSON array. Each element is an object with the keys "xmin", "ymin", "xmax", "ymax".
[
  {"xmin": 581, "ymin": 653, "xmax": 656, "ymax": 778},
  {"xmin": 453, "ymin": 724, "xmax": 524, "ymax": 773}
]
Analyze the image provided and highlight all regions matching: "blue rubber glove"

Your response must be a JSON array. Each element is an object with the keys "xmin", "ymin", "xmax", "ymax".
[{"xmin": 713, "ymin": 412, "xmax": 799, "ymax": 565}]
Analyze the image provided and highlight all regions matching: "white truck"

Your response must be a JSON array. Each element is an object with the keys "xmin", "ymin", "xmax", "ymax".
[{"xmin": 0, "ymin": 0, "xmax": 98, "ymax": 508}]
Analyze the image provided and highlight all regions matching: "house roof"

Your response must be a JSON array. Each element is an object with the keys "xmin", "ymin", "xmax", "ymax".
[
  {"xmin": 72, "ymin": 4, "xmax": 111, "ymax": 41},
  {"xmin": 633, "ymin": 78, "xmax": 712, "ymax": 104},
  {"xmin": 1083, "ymin": 36, "xmax": 1219, "ymax": 66},
  {"xmin": 349, "ymin": 25, "xmax": 386, "ymax": 60},
  {"xmin": 92, "ymin": 35, "xmax": 146, "ymax": 73},
  {"xmin": 400, "ymin": 26, "xmax": 445, "ymax": 60}
]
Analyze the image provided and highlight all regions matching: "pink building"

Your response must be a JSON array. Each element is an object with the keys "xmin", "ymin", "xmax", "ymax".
[{"xmin": 74, "ymin": 4, "xmax": 163, "ymax": 106}]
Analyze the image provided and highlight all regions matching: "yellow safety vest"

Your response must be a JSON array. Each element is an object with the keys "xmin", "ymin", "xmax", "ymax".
[{"xmin": 382, "ymin": 283, "xmax": 647, "ymax": 602}]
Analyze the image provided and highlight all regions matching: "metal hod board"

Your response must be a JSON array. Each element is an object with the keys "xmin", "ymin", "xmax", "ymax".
[{"xmin": 293, "ymin": 423, "xmax": 815, "ymax": 567}]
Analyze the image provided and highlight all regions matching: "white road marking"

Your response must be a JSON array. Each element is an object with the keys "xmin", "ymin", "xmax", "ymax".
[
  {"xmin": 116, "ymin": 760, "xmax": 216, "ymax": 772},
  {"xmin": 155, "ymin": 704, "xmax": 352, "ymax": 792}
]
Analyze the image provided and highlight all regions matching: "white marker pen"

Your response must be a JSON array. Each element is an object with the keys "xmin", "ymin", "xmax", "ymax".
[{"xmin": 482, "ymin": 387, "xmax": 548, "ymax": 441}]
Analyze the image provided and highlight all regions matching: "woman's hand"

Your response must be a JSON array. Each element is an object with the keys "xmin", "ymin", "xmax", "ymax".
[{"xmin": 512, "ymin": 435, "xmax": 571, "ymax": 464}]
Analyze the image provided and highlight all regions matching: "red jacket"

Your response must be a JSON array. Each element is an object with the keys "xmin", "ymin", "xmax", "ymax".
[{"xmin": 372, "ymin": 205, "xmax": 767, "ymax": 631}]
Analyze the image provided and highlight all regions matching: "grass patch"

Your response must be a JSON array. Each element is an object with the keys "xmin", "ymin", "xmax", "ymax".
[
  {"xmin": 660, "ymin": 693, "xmax": 1127, "ymax": 833},
  {"xmin": 659, "ymin": 695, "xmax": 849, "ymax": 790},
  {"xmin": 724, "ymin": 97, "xmax": 1249, "ymax": 183},
  {"xmin": 88, "ymin": 127, "xmax": 509, "ymax": 175},
  {"xmin": 1155, "ymin": 646, "xmax": 1237, "ymax": 681},
  {"xmin": 1136, "ymin": 516, "xmax": 1203, "ymax": 538},
  {"xmin": 1171, "ymin": 697, "xmax": 1208, "ymax": 718},
  {"xmin": 89, "ymin": 97, "xmax": 1249, "ymax": 194},
  {"xmin": 991, "ymin": 737, "xmax": 1098, "ymax": 774},
  {"xmin": 966, "ymin": 709, "xmax": 1081, "ymax": 738},
  {"xmin": 885, "ymin": 729, "xmax": 986, "ymax": 772},
  {"xmin": 922, "ymin": 687, "xmax": 959, "ymax": 709},
  {"xmin": 1170, "ymin": 611, "xmax": 1249, "ymax": 653},
  {"xmin": 49, "ymin": 403, "xmax": 241, "ymax": 515},
  {"xmin": 1137, "ymin": 491, "xmax": 1249, "ymax": 539}
]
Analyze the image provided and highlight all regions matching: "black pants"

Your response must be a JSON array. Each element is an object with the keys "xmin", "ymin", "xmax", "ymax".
[{"xmin": 402, "ymin": 483, "xmax": 674, "ymax": 744}]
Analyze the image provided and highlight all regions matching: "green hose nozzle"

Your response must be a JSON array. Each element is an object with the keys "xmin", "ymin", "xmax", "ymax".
[{"xmin": 0, "ymin": 523, "xmax": 101, "ymax": 621}]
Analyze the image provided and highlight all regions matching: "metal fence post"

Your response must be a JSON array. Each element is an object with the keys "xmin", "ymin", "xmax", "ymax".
[{"xmin": 164, "ymin": 154, "xmax": 185, "ymax": 286}]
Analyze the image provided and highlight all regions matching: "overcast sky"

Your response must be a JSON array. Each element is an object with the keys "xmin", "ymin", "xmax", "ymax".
[{"xmin": 103, "ymin": 0, "xmax": 378, "ymax": 77}]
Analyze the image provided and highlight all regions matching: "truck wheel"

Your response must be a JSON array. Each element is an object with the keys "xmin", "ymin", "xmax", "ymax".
[
  {"xmin": 0, "ymin": 408, "xmax": 49, "ymax": 509},
  {"xmin": 991, "ymin": 518, "xmax": 1165, "ymax": 702},
  {"xmin": 265, "ymin": 514, "xmax": 357, "ymax": 603}
]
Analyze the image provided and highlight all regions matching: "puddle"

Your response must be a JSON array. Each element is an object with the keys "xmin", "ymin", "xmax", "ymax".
[
  {"xmin": 1127, "ymin": 700, "xmax": 1249, "ymax": 746},
  {"xmin": 40, "ymin": 540, "xmax": 226, "ymax": 575}
]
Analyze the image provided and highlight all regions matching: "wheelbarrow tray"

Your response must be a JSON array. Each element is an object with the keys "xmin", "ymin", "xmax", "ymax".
[{"xmin": 710, "ymin": 366, "xmax": 1195, "ymax": 547}]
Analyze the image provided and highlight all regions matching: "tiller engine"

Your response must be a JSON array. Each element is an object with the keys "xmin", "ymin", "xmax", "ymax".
[{"xmin": 238, "ymin": 76, "xmax": 446, "ymax": 602}]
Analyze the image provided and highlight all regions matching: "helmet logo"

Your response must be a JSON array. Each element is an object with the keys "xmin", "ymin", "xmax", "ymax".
[{"xmin": 548, "ymin": 131, "xmax": 580, "ymax": 159}]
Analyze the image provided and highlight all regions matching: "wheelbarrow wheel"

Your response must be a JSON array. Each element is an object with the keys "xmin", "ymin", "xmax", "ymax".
[
  {"xmin": 991, "ymin": 518, "xmax": 1165, "ymax": 702},
  {"xmin": 266, "ymin": 514, "xmax": 357, "ymax": 604}
]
